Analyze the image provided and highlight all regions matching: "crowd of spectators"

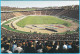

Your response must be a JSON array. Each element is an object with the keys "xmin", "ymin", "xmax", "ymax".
[
  {"xmin": 1, "ymin": 27, "xmax": 79, "ymax": 41},
  {"xmin": 1, "ymin": 12, "xmax": 15, "ymax": 21},
  {"xmin": 1, "ymin": 37, "xmax": 79, "ymax": 53},
  {"xmin": 58, "ymin": 10, "xmax": 79, "ymax": 20},
  {"xmin": 1, "ymin": 9, "xmax": 79, "ymax": 22},
  {"xmin": 1, "ymin": 6, "xmax": 26, "ymax": 11}
]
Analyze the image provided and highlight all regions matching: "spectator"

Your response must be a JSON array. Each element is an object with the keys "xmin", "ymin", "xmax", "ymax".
[
  {"xmin": 46, "ymin": 42, "xmax": 54, "ymax": 53},
  {"xmin": 14, "ymin": 43, "xmax": 23, "ymax": 53},
  {"xmin": 4, "ymin": 44, "xmax": 12, "ymax": 53},
  {"xmin": 1, "ymin": 44, "xmax": 5, "ymax": 53},
  {"xmin": 24, "ymin": 42, "xmax": 37, "ymax": 53},
  {"xmin": 63, "ymin": 42, "xmax": 67, "ymax": 49},
  {"xmin": 37, "ymin": 45, "xmax": 43, "ymax": 53},
  {"xmin": 12, "ymin": 42, "xmax": 17, "ymax": 52}
]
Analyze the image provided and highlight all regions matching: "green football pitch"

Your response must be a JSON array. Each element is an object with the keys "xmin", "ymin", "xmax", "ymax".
[{"xmin": 16, "ymin": 16, "xmax": 71, "ymax": 27}]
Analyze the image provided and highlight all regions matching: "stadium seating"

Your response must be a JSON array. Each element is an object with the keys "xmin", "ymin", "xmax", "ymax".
[
  {"xmin": 1, "ymin": 12, "xmax": 15, "ymax": 21},
  {"xmin": 1, "ymin": 5, "xmax": 79, "ymax": 53}
]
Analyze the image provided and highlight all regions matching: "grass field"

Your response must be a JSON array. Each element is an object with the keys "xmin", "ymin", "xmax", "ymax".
[
  {"xmin": 2, "ymin": 16, "xmax": 77, "ymax": 34},
  {"xmin": 16, "ymin": 16, "xmax": 71, "ymax": 27}
]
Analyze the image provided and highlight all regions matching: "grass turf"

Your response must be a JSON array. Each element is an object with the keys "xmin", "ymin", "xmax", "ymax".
[{"xmin": 16, "ymin": 16, "xmax": 71, "ymax": 27}]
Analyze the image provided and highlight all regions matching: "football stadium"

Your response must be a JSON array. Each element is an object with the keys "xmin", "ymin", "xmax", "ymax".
[{"xmin": 1, "ymin": 1, "xmax": 79, "ymax": 53}]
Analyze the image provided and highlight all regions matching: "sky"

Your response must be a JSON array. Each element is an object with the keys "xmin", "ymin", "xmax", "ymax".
[{"xmin": 1, "ymin": 1, "xmax": 79, "ymax": 8}]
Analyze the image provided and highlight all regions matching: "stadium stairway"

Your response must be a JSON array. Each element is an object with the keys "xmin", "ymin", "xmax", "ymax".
[{"xmin": 55, "ymin": 9, "xmax": 69, "ymax": 16}]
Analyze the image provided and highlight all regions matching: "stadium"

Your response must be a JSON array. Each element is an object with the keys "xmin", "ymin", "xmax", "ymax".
[
  {"xmin": 1, "ymin": 1, "xmax": 79, "ymax": 53},
  {"xmin": 1, "ymin": 8, "xmax": 79, "ymax": 34}
]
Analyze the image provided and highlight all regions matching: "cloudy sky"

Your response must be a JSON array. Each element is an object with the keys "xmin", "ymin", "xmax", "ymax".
[{"xmin": 1, "ymin": 1, "xmax": 79, "ymax": 8}]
